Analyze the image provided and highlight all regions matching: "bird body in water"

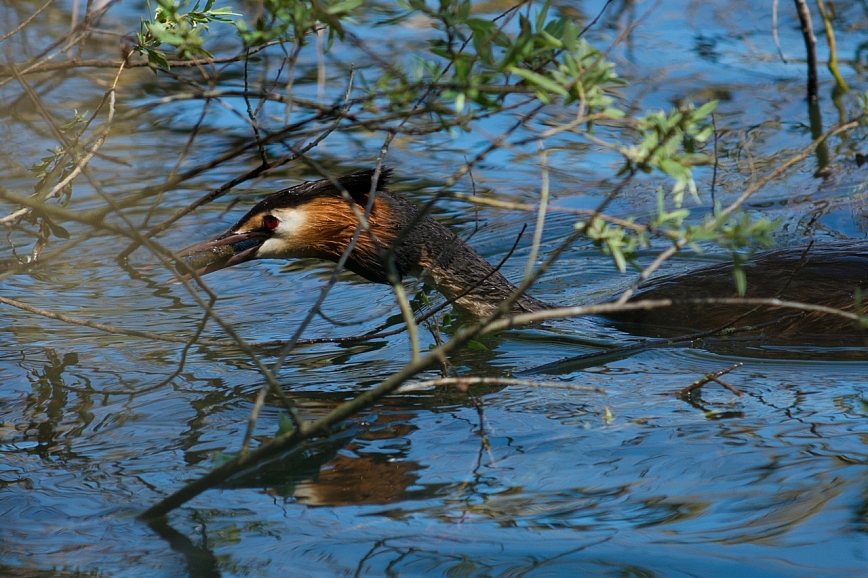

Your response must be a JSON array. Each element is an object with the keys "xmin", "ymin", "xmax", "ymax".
[
  {"xmin": 608, "ymin": 244, "xmax": 868, "ymax": 342},
  {"xmin": 179, "ymin": 169, "xmax": 868, "ymax": 345}
]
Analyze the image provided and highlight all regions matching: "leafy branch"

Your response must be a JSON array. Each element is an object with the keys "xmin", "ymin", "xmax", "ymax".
[{"xmin": 135, "ymin": 0, "xmax": 239, "ymax": 69}]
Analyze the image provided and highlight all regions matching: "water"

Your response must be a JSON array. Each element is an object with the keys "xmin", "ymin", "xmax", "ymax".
[{"xmin": 2, "ymin": 0, "xmax": 868, "ymax": 575}]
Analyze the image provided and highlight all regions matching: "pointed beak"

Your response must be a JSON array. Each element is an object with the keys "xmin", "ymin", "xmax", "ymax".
[{"xmin": 175, "ymin": 231, "xmax": 268, "ymax": 278}]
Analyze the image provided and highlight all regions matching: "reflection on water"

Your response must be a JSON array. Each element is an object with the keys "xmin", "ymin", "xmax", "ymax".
[
  {"xmin": 4, "ymin": 337, "xmax": 868, "ymax": 574},
  {"xmin": 3, "ymin": 0, "xmax": 868, "ymax": 576},
  {"xmin": 227, "ymin": 409, "xmax": 430, "ymax": 507}
]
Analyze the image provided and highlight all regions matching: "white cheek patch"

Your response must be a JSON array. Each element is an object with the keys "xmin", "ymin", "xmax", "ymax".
[
  {"xmin": 256, "ymin": 237, "xmax": 283, "ymax": 259},
  {"xmin": 275, "ymin": 208, "xmax": 308, "ymax": 233},
  {"xmin": 255, "ymin": 208, "xmax": 308, "ymax": 259}
]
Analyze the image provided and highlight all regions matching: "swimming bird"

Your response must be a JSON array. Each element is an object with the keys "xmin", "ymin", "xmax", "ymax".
[{"xmin": 178, "ymin": 169, "xmax": 868, "ymax": 344}]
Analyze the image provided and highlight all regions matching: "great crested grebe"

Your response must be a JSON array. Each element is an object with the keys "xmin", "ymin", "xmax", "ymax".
[{"xmin": 179, "ymin": 169, "xmax": 868, "ymax": 344}]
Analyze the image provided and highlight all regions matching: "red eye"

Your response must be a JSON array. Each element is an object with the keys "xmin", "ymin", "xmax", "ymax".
[{"xmin": 263, "ymin": 215, "xmax": 280, "ymax": 230}]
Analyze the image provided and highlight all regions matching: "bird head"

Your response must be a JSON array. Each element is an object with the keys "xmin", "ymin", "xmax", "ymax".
[{"xmin": 176, "ymin": 169, "xmax": 399, "ymax": 281}]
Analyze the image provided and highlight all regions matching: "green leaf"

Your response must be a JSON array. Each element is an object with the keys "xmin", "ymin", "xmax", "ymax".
[
  {"xmin": 658, "ymin": 158, "xmax": 688, "ymax": 180},
  {"xmin": 466, "ymin": 340, "xmax": 487, "ymax": 351},
  {"xmin": 509, "ymin": 67, "xmax": 568, "ymax": 96},
  {"xmin": 276, "ymin": 412, "xmax": 295, "ymax": 436},
  {"xmin": 465, "ymin": 17, "xmax": 495, "ymax": 34},
  {"xmin": 41, "ymin": 214, "xmax": 70, "ymax": 239},
  {"xmin": 695, "ymin": 100, "xmax": 719, "ymax": 118},
  {"xmin": 147, "ymin": 48, "xmax": 170, "ymax": 70},
  {"xmin": 538, "ymin": 30, "xmax": 563, "ymax": 49},
  {"xmin": 562, "ymin": 20, "xmax": 577, "ymax": 52},
  {"xmin": 213, "ymin": 451, "xmax": 234, "ymax": 466},
  {"xmin": 732, "ymin": 265, "xmax": 747, "ymax": 296},
  {"xmin": 535, "ymin": 0, "xmax": 551, "ymax": 30},
  {"xmin": 328, "ymin": 0, "xmax": 363, "ymax": 15},
  {"xmin": 609, "ymin": 242, "xmax": 627, "ymax": 272}
]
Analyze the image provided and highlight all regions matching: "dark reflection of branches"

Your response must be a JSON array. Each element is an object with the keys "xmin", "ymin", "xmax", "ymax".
[
  {"xmin": 794, "ymin": 0, "xmax": 829, "ymax": 171},
  {"xmin": 147, "ymin": 518, "xmax": 222, "ymax": 578},
  {"xmin": 352, "ymin": 534, "xmax": 614, "ymax": 576},
  {"xmin": 18, "ymin": 349, "xmax": 90, "ymax": 460}
]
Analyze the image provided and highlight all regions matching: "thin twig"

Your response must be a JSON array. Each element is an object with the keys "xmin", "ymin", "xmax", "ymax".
[
  {"xmin": 709, "ymin": 376, "xmax": 743, "ymax": 396},
  {"xmin": 0, "ymin": 0, "xmax": 55, "ymax": 45},
  {"xmin": 0, "ymin": 41, "xmax": 281, "ymax": 78},
  {"xmin": 485, "ymin": 297, "xmax": 862, "ymax": 335},
  {"xmin": 0, "ymin": 295, "xmax": 203, "ymax": 344},
  {"xmin": 675, "ymin": 363, "xmax": 744, "ymax": 397},
  {"xmin": 772, "ymin": 0, "xmax": 787, "ymax": 62},
  {"xmin": 117, "ymin": 100, "xmax": 348, "ymax": 259},
  {"xmin": 815, "ymin": 0, "xmax": 849, "ymax": 92},
  {"xmin": 396, "ymin": 377, "xmax": 605, "ymax": 393},
  {"xmin": 0, "ymin": 0, "xmax": 117, "ymax": 89},
  {"xmin": 524, "ymin": 142, "xmax": 549, "ymax": 281},
  {"xmin": 241, "ymin": 385, "xmax": 271, "ymax": 454}
]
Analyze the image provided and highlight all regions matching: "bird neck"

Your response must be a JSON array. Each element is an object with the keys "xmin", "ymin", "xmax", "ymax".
[
  {"xmin": 409, "ymin": 222, "xmax": 547, "ymax": 316},
  {"xmin": 334, "ymin": 191, "xmax": 550, "ymax": 316}
]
